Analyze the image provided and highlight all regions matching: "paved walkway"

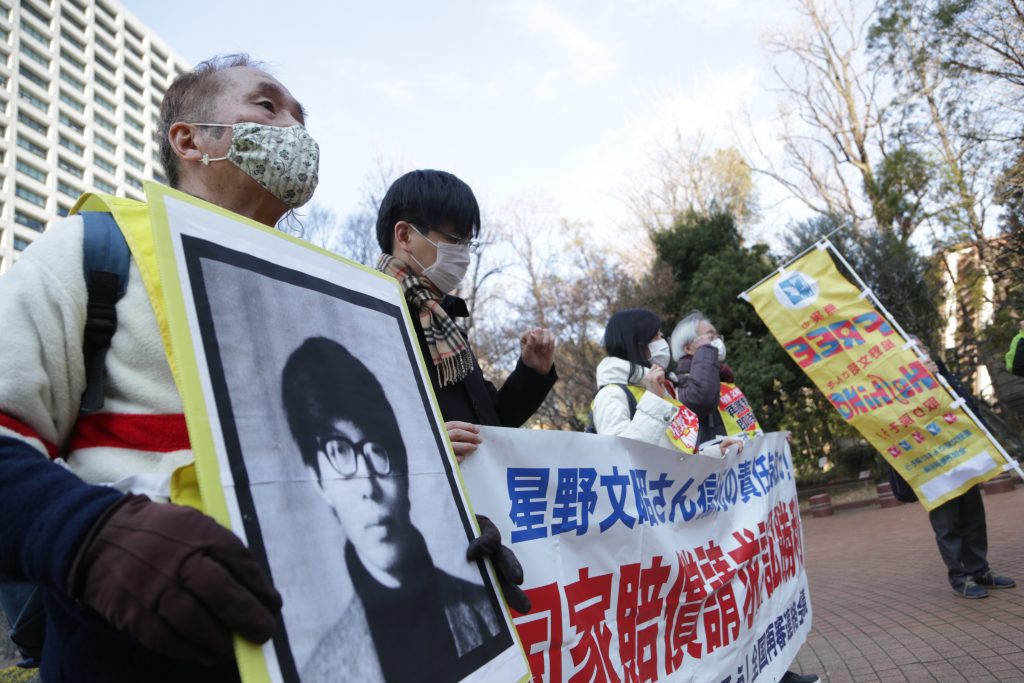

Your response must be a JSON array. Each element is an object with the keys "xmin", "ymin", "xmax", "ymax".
[{"xmin": 791, "ymin": 486, "xmax": 1024, "ymax": 682}]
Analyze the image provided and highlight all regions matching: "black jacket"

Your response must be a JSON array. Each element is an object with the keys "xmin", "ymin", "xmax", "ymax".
[{"xmin": 414, "ymin": 296, "xmax": 557, "ymax": 427}]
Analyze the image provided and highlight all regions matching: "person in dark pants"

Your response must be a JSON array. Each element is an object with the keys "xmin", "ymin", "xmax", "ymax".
[{"xmin": 913, "ymin": 337, "xmax": 1016, "ymax": 599}]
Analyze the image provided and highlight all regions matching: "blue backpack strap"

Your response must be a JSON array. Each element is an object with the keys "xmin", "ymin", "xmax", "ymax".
[{"xmin": 80, "ymin": 211, "xmax": 130, "ymax": 414}]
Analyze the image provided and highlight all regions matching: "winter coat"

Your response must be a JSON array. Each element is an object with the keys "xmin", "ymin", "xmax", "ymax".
[
  {"xmin": 413, "ymin": 295, "xmax": 556, "ymax": 427},
  {"xmin": 674, "ymin": 345, "xmax": 734, "ymax": 446}
]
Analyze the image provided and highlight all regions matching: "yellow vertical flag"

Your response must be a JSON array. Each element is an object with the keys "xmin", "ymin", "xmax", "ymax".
[{"xmin": 744, "ymin": 244, "xmax": 1006, "ymax": 511}]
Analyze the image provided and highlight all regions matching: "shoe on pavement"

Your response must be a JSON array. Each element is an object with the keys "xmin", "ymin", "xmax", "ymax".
[
  {"xmin": 951, "ymin": 577, "xmax": 988, "ymax": 599},
  {"xmin": 780, "ymin": 672, "xmax": 820, "ymax": 683},
  {"xmin": 973, "ymin": 571, "xmax": 1016, "ymax": 589}
]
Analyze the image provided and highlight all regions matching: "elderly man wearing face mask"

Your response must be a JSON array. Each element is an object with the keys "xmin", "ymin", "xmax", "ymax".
[
  {"xmin": 0, "ymin": 54, "xmax": 318, "ymax": 681},
  {"xmin": 669, "ymin": 310, "xmax": 763, "ymax": 448}
]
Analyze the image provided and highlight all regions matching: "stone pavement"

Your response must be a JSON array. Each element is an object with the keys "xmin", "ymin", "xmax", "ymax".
[{"xmin": 790, "ymin": 485, "xmax": 1024, "ymax": 682}]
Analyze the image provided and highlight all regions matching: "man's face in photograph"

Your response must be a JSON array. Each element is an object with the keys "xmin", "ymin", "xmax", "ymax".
[{"xmin": 315, "ymin": 418, "xmax": 412, "ymax": 576}]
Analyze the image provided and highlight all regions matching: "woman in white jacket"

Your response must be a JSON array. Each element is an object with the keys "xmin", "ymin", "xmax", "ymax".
[{"xmin": 592, "ymin": 309, "xmax": 739, "ymax": 457}]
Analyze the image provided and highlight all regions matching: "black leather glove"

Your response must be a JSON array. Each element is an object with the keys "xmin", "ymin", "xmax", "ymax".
[
  {"xmin": 68, "ymin": 494, "xmax": 282, "ymax": 664},
  {"xmin": 467, "ymin": 514, "xmax": 531, "ymax": 614}
]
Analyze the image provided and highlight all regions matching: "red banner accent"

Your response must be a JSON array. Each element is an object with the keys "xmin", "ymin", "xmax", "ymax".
[
  {"xmin": 69, "ymin": 413, "xmax": 190, "ymax": 453},
  {"xmin": 0, "ymin": 412, "xmax": 59, "ymax": 458}
]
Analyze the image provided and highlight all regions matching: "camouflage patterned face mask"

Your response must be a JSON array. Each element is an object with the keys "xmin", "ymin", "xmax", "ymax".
[{"xmin": 198, "ymin": 122, "xmax": 320, "ymax": 207}]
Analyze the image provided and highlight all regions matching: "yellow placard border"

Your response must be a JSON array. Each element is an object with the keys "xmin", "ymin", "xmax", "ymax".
[{"xmin": 143, "ymin": 182, "xmax": 529, "ymax": 682}]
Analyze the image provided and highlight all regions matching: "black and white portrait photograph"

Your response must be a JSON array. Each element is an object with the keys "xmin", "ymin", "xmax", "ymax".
[{"xmin": 159, "ymin": 193, "xmax": 524, "ymax": 683}]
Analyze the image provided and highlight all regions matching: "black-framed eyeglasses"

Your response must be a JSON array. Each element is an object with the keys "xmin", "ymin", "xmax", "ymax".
[
  {"xmin": 315, "ymin": 435, "xmax": 391, "ymax": 478},
  {"xmin": 410, "ymin": 222, "xmax": 480, "ymax": 254}
]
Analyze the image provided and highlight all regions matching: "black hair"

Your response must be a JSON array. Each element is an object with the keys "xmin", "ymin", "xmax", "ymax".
[
  {"xmin": 281, "ymin": 337, "xmax": 407, "ymax": 479},
  {"xmin": 603, "ymin": 308, "xmax": 663, "ymax": 379},
  {"xmin": 375, "ymin": 169, "xmax": 481, "ymax": 254}
]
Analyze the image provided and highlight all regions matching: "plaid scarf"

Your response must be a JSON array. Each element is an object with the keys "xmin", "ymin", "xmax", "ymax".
[{"xmin": 377, "ymin": 253, "xmax": 474, "ymax": 387}]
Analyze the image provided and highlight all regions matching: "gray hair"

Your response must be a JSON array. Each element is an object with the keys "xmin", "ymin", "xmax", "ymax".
[{"xmin": 670, "ymin": 310, "xmax": 709, "ymax": 361}]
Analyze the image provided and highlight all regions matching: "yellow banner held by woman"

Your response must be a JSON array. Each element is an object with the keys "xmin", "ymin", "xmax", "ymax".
[{"xmin": 744, "ymin": 244, "xmax": 1005, "ymax": 511}]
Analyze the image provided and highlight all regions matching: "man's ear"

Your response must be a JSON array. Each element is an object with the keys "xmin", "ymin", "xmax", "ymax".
[
  {"xmin": 395, "ymin": 221, "xmax": 420, "ymax": 255},
  {"xmin": 168, "ymin": 122, "xmax": 205, "ymax": 164}
]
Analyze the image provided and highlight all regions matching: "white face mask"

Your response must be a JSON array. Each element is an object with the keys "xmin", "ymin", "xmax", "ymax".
[
  {"xmin": 197, "ymin": 122, "xmax": 320, "ymax": 208},
  {"xmin": 408, "ymin": 230, "xmax": 471, "ymax": 294},
  {"xmin": 648, "ymin": 338, "xmax": 671, "ymax": 369},
  {"xmin": 709, "ymin": 337, "xmax": 727, "ymax": 362}
]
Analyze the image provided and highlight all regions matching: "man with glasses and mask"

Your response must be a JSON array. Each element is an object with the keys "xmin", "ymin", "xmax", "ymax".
[
  {"xmin": 282, "ymin": 337, "xmax": 501, "ymax": 683},
  {"xmin": 374, "ymin": 170, "xmax": 558, "ymax": 471}
]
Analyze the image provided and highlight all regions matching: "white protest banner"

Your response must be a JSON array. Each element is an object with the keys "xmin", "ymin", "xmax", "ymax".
[{"xmin": 461, "ymin": 429, "xmax": 811, "ymax": 683}]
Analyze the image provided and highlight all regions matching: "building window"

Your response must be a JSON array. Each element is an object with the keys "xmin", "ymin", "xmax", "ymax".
[
  {"xmin": 94, "ymin": 155, "xmax": 116, "ymax": 175},
  {"xmin": 61, "ymin": 12, "xmax": 85, "ymax": 34},
  {"xmin": 16, "ymin": 159, "xmax": 46, "ymax": 183},
  {"xmin": 57, "ymin": 204, "xmax": 71, "ymax": 217},
  {"xmin": 58, "ymin": 89, "xmax": 84, "ymax": 112},
  {"xmin": 58, "ymin": 134, "xmax": 83, "ymax": 156},
  {"xmin": 93, "ymin": 134, "xmax": 115, "ymax": 153},
  {"xmin": 125, "ymin": 153, "xmax": 144, "ymax": 172},
  {"xmin": 19, "ymin": 65, "xmax": 50, "ymax": 91},
  {"xmin": 95, "ymin": 74, "xmax": 116, "ymax": 94},
  {"xmin": 124, "ymin": 94, "xmax": 142, "ymax": 113},
  {"xmin": 15, "ymin": 185, "xmax": 47, "ymax": 208},
  {"xmin": 20, "ymin": 20, "xmax": 50, "ymax": 48},
  {"xmin": 124, "ymin": 57, "xmax": 143, "ymax": 78},
  {"xmin": 20, "ymin": 2, "xmax": 52, "ymax": 28},
  {"xmin": 94, "ymin": 53, "xmax": 116, "ymax": 76},
  {"xmin": 60, "ymin": 48, "xmax": 84, "ymax": 72},
  {"xmin": 14, "ymin": 209, "xmax": 46, "ymax": 230},
  {"xmin": 58, "ymin": 70, "xmax": 85, "ymax": 92},
  {"xmin": 94, "ymin": 93, "xmax": 115, "ymax": 113},
  {"xmin": 94, "ymin": 15, "xmax": 116, "ymax": 40},
  {"xmin": 58, "ymin": 156, "xmax": 83, "ymax": 178},
  {"xmin": 124, "ymin": 77, "xmax": 143, "ymax": 96},
  {"xmin": 57, "ymin": 179, "xmax": 81, "ymax": 197},
  {"xmin": 16, "ymin": 136, "xmax": 47, "ymax": 160},
  {"xmin": 14, "ymin": 236, "xmax": 30, "ymax": 251},
  {"xmin": 19, "ymin": 42, "xmax": 50, "ymax": 69},
  {"xmin": 18, "ymin": 90, "xmax": 49, "ymax": 114},
  {"xmin": 124, "ymin": 133, "xmax": 144, "ymax": 152},
  {"xmin": 125, "ymin": 115, "xmax": 144, "ymax": 133},
  {"xmin": 125, "ymin": 175, "xmax": 143, "ymax": 190},
  {"xmin": 58, "ymin": 111, "xmax": 84, "ymax": 135},
  {"xmin": 94, "ymin": 113, "xmax": 116, "ymax": 133},
  {"xmin": 17, "ymin": 110, "xmax": 48, "ymax": 135},
  {"xmin": 93, "ymin": 177, "xmax": 116, "ymax": 194},
  {"xmin": 153, "ymin": 171, "xmax": 167, "ymax": 185},
  {"xmin": 94, "ymin": 33, "xmax": 115, "ymax": 57},
  {"xmin": 60, "ymin": 28, "xmax": 84, "ymax": 51}
]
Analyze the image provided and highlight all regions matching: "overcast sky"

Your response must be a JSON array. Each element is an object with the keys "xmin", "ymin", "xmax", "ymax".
[{"xmin": 125, "ymin": 0, "xmax": 808, "ymax": 243}]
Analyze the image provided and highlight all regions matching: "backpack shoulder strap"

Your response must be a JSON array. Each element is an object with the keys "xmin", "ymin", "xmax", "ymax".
[
  {"xmin": 80, "ymin": 211, "xmax": 130, "ymax": 413},
  {"xmin": 615, "ymin": 383, "xmax": 638, "ymax": 418}
]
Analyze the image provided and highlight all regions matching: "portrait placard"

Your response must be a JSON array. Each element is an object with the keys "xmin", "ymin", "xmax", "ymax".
[{"xmin": 145, "ymin": 183, "xmax": 529, "ymax": 683}]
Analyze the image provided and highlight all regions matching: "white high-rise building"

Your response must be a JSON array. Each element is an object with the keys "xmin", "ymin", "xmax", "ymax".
[{"xmin": 0, "ymin": 0, "xmax": 188, "ymax": 273}]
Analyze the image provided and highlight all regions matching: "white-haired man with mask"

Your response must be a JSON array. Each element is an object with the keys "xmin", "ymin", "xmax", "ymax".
[{"xmin": 0, "ymin": 54, "xmax": 322, "ymax": 682}]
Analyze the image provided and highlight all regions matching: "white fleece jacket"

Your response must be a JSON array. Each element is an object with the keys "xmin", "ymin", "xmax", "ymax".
[
  {"xmin": 0, "ymin": 214, "xmax": 191, "ymax": 498},
  {"xmin": 592, "ymin": 357, "xmax": 726, "ymax": 458}
]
